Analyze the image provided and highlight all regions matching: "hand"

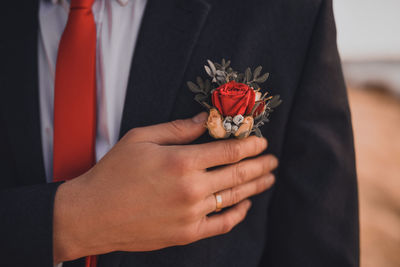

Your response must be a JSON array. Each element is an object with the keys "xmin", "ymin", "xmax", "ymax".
[{"xmin": 53, "ymin": 112, "xmax": 278, "ymax": 263}]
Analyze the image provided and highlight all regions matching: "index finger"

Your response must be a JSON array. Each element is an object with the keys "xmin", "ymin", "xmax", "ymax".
[{"xmin": 184, "ymin": 136, "xmax": 268, "ymax": 169}]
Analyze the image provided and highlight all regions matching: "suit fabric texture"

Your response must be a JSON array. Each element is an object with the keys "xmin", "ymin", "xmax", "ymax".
[{"xmin": 0, "ymin": 0, "xmax": 359, "ymax": 266}]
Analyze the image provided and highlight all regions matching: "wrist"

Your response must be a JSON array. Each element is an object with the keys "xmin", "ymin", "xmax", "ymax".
[{"xmin": 53, "ymin": 176, "xmax": 91, "ymax": 263}]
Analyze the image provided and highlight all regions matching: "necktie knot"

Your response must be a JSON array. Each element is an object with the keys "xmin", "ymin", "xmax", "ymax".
[{"xmin": 70, "ymin": 0, "xmax": 95, "ymax": 9}]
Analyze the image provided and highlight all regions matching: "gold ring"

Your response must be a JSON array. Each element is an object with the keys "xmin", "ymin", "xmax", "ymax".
[{"xmin": 214, "ymin": 193, "xmax": 223, "ymax": 212}]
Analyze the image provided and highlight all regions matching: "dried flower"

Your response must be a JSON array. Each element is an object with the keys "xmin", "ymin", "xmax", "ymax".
[{"xmin": 206, "ymin": 109, "xmax": 230, "ymax": 139}]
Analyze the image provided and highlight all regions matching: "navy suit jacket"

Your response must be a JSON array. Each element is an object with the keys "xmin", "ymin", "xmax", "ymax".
[{"xmin": 0, "ymin": 0, "xmax": 359, "ymax": 266}]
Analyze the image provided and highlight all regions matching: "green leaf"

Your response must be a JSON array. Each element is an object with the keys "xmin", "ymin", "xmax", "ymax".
[
  {"xmin": 253, "ymin": 66, "xmax": 262, "ymax": 79},
  {"xmin": 214, "ymin": 63, "xmax": 222, "ymax": 69},
  {"xmin": 207, "ymin": 59, "xmax": 217, "ymax": 75},
  {"xmin": 196, "ymin": 76, "xmax": 204, "ymax": 90},
  {"xmin": 256, "ymin": 72, "xmax": 270, "ymax": 83},
  {"xmin": 204, "ymin": 65, "xmax": 213, "ymax": 77},
  {"xmin": 236, "ymin": 73, "xmax": 245, "ymax": 83},
  {"xmin": 195, "ymin": 93, "xmax": 207, "ymax": 102},
  {"xmin": 194, "ymin": 94, "xmax": 210, "ymax": 109},
  {"xmin": 204, "ymin": 79, "xmax": 211, "ymax": 93},
  {"xmin": 187, "ymin": 81, "xmax": 202, "ymax": 94},
  {"xmin": 268, "ymin": 95, "xmax": 282, "ymax": 108},
  {"xmin": 245, "ymin": 67, "xmax": 252, "ymax": 83},
  {"xmin": 216, "ymin": 70, "xmax": 226, "ymax": 76}
]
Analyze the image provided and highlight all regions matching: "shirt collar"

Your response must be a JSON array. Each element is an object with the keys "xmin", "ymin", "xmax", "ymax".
[{"xmin": 51, "ymin": 0, "xmax": 130, "ymax": 7}]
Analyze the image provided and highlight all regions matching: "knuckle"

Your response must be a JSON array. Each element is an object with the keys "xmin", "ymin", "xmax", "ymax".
[
  {"xmin": 179, "ymin": 156, "xmax": 194, "ymax": 173},
  {"xmin": 170, "ymin": 119, "xmax": 186, "ymax": 131},
  {"xmin": 233, "ymin": 162, "xmax": 247, "ymax": 185},
  {"xmin": 179, "ymin": 182, "xmax": 202, "ymax": 203},
  {"xmin": 230, "ymin": 187, "xmax": 241, "ymax": 205},
  {"xmin": 181, "ymin": 206, "xmax": 200, "ymax": 223},
  {"xmin": 168, "ymin": 120, "xmax": 188, "ymax": 140},
  {"xmin": 161, "ymin": 152, "xmax": 177, "ymax": 172},
  {"xmin": 168, "ymin": 151, "xmax": 192, "ymax": 175},
  {"xmin": 224, "ymin": 142, "xmax": 242, "ymax": 163},
  {"xmin": 125, "ymin": 128, "xmax": 140, "ymax": 142}
]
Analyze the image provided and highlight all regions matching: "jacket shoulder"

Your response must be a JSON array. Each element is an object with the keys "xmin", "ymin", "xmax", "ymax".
[{"xmin": 206, "ymin": 0, "xmax": 322, "ymax": 13}]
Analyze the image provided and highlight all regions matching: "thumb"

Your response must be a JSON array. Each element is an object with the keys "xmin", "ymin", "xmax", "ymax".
[{"xmin": 129, "ymin": 112, "xmax": 208, "ymax": 145}]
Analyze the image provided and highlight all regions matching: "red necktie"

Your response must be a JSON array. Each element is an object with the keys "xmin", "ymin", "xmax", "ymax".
[{"xmin": 53, "ymin": 0, "xmax": 97, "ymax": 266}]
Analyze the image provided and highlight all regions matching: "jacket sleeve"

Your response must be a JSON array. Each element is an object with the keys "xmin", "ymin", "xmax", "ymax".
[
  {"xmin": 0, "ymin": 183, "xmax": 61, "ymax": 267},
  {"xmin": 0, "ymin": 114, "xmax": 62, "ymax": 267},
  {"xmin": 260, "ymin": 1, "xmax": 360, "ymax": 266}
]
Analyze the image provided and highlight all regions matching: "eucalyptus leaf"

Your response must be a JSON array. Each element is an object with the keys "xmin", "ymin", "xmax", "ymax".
[
  {"xmin": 195, "ymin": 93, "xmax": 207, "ymax": 101},
  {"xmin": 214, "ymin": 63, "xmax": 222, "ymax": 69},
  {"xmin": 253, "ymin": 66, "xmax": 262, "ymax": 79},
  {"xmin": 204, "ymin": 65, "xmax": 213, "ymax": 77},
  {"xmin": 245, "ymin": 68, "xmax": 252, "ymax": 83},
  {"xmin": 236, "ymin": 73, "xmax": 245, "ymax": 83},
  {"xmin": 194, "ymin": 94, "xmax": 209, "ymax": 108},
  {"xmin": 216, "ymin": 70, "xmax": 226, "ymax": 76},
  {"xmin": 187, "ymin": 81, "xmax": 203, "ymax": 94},
  {"xmin": 196, "ymin": 76, "xmax": 204, "ymax": 90},
  {"xmin": 204, "ymin": 79, "xmax": 211, "ymax": 93},
  {"xmin": 207, "ymin": 59, "xmax": 217, "ymax": 75},
  {"xmin": 268, "ymin": 95, "xmax": 282, "ymax": 108},
  {"xmin": 256, "ymin": 72, "xmax": 270, "ymax": 83}
]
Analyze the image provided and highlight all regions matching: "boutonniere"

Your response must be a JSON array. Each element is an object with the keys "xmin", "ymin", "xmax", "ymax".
[{"xmin": 187, "ymin": 59, "xmax": 282, "ymax": 139}]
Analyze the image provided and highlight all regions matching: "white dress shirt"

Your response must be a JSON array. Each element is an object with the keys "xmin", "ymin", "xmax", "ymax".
[{"xmin": 38, "ymin": 0, "xmax": 147, "ymax": 182}]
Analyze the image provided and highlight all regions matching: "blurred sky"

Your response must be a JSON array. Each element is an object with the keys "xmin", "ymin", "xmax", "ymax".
[{"xmin": 333, "ymin": 0, "xmax": 400, "ymax": 61}]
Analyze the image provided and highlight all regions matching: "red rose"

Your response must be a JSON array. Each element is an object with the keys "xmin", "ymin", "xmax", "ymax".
[{"xmin": 211, "ymin": 81, "xmax": 256, "ymax": 117}]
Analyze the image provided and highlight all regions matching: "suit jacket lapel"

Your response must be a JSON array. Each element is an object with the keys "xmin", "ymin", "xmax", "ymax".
[
  {"xmin": 0, "ymin": 1, "xmax": 46, "ymax": 185},
  {"xmin": 119, "ymin": 0, "xmax": 211, "ymax": 137}
]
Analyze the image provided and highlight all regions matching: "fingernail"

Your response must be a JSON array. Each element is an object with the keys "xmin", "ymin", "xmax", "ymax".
[
  {"xmin": 262, "ymin": 138, "xmax": 268, "ymax": 149},
  {"xmin": 265, "ymin": 174, "xmax": 275, "ymax": 184},
  {"xmin": 270, "ymin": 157, "xmax": 278, "ymax": 168},
  {"xmin": 245, "ymin": 199, "xmax": 252, "ymax": 209},
  {"xmin": 192, "ymin": 112, "xmax": 208, "ymax": 124}
]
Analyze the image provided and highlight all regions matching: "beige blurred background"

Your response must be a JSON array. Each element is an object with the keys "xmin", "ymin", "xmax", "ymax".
[{"xmin": 334, "ymin": 1, "xmax": 400, "ymax": 266}]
